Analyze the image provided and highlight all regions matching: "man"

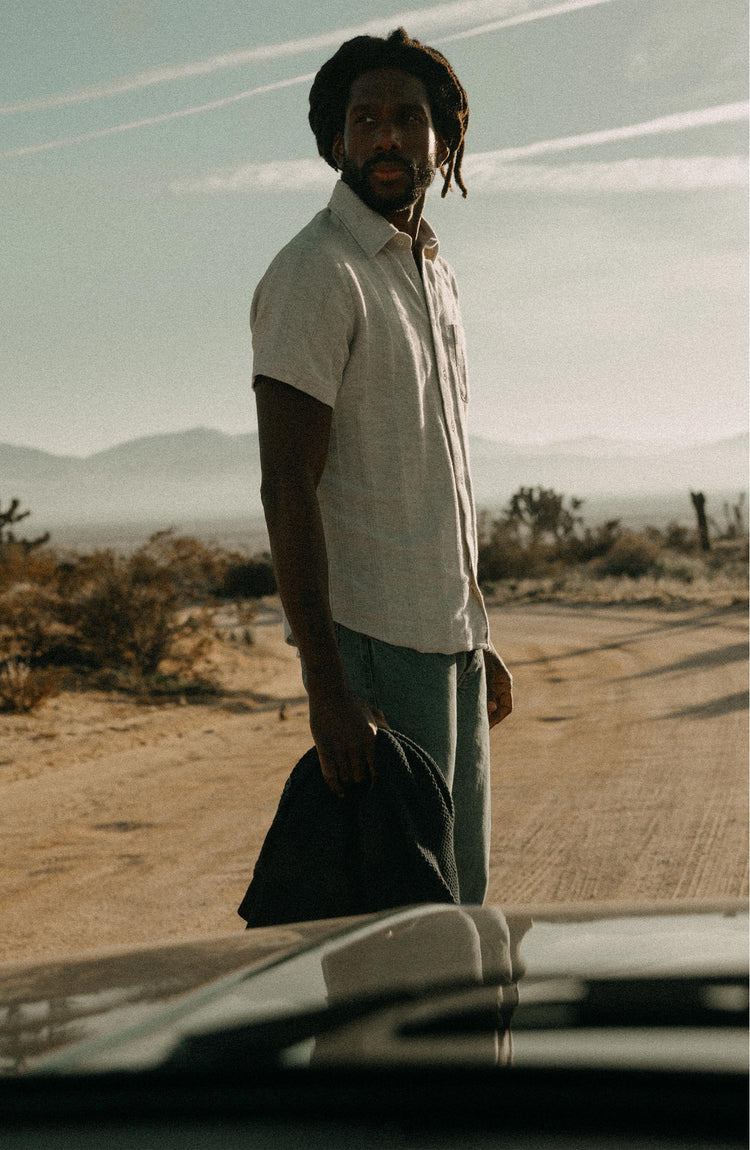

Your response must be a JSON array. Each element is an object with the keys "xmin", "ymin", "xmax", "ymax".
[{"xmin": 251, "ymin": 28, "xmax": 512, "ymax": 904}]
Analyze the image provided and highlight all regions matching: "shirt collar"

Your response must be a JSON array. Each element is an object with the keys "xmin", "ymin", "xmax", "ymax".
[{"xmin": 328, "ymin": 180, "xmax": 440, "ymax": 262}]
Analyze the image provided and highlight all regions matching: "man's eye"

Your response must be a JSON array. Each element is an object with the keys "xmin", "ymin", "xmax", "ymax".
[{"xmin": 354, "ymin": 113, "xmax": 375, "ymax": 124}]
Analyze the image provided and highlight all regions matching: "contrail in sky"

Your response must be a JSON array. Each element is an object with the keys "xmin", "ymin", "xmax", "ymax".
[
  {"xmin": 0, "ymin": 0, "xmax": 617, "ymax": 116},
  {"xmin": 0, "ymin": 74, "xmax": 317, "ymax": 159},
  {"xmin": 4, "ymin": 96, "xmax": 745, "ymax": 163},
  {"xmin": 469, "ymin": 102, "xmax": 750, "ymax": 161},
  {"xmin": 441, "ymin": 0, "xmax": 619, "ymax": 40}
]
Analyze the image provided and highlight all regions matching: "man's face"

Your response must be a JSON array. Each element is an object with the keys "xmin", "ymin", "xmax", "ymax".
[{"xmin": 333, "ymin": 68, "xmax": 447, "ymax": 217}]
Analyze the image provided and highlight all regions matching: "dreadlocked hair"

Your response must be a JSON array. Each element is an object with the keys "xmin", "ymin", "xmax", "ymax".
[{"xmin": 309, "ymin": 27, "xmax": 470, "ymax": 198}]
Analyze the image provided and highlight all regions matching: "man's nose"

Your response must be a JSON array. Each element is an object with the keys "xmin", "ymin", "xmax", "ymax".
[{"xmin": 373, "ymin": 120, "xmax": 400, "ymax": 151}]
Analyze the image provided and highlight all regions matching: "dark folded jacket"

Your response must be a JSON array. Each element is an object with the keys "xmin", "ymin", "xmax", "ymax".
[{"xmin": 237, "ymin": 728, "xmax": 459, "ymax": 927}]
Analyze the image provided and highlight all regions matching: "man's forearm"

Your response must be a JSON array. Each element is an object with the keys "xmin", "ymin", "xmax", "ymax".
[{"xmin": 261, "ymin": 475, "xmax": 347, "ymax": 694}]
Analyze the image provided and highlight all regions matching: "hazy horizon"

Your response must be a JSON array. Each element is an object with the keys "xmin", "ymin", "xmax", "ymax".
[
  {"xmin": 2, "ymin": 422, "xmax": 747, "ymax": 462},
  {"xmin": 5, "ymin": 423, "xmax": 744, "ymax": 547},
  {"xmin": 41, "ymin": 486, "xmax": 749, "ymax": 555}
]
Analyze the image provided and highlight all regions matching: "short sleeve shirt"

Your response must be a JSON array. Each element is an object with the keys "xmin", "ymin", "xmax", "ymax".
[{"xmin": 250, "ymin": 180, "xmax": 489, "ymax": 655}]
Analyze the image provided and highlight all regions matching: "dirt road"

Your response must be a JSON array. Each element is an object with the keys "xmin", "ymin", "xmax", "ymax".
[
  {"xmin": 486, "ymin": 603, "xmax": 747, "ymax": 905},
  {"xmin": 1, "ymin": 602, "xmax": 746, "ymax": 964}
]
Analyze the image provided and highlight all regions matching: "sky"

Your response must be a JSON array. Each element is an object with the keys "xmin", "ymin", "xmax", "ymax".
[{"xmin": 2, "ymin": 0, "xmax": 747, "ymax": 457}]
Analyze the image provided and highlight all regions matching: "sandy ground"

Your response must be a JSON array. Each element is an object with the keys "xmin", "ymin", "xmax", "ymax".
[{"xmin": 1, "ymin": 601, "xmax": 747, "ymax": 965}]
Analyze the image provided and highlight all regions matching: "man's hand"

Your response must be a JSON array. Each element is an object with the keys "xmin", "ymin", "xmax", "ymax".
[
  {"xmin": 308, "ymin": 687, "xmax": 389, "ymax": 797},
  {"xmin": 484, "ymin": 646, "xmax": 513, "ymax": 728}
]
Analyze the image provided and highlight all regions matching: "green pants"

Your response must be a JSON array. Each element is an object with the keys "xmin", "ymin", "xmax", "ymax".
[{"xmin": 305, "ymin": 622, "xmax": 491, "ymax": 905}]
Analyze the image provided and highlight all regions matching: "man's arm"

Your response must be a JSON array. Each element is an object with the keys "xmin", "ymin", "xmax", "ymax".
[{"xmin": 254, "ymin": 376, "xmax": 385, "ymax": 795}]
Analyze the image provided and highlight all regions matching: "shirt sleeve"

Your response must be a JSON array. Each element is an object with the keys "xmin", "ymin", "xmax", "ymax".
[{"xmin": 250, "ymin": 241, "xmax": 353, "ymax": 409}]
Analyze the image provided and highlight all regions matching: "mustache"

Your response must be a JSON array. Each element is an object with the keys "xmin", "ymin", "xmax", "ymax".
[{"xmin": 362, "ymin": 155, "xmax": 413, "ymax": 176}]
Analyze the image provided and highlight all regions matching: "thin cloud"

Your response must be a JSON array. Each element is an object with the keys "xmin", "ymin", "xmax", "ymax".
[
  {"xmin": 170, "ymin": 158, "xmax": 336, "ymax": 195},
  {"xmin": 169, "ymin": 153, "xmax": 747, "ymax": 196},
  {"xmin": 167, "ymin": 102, "xmax": 749, "ymax": 195},
  {"xmin": 466, "ymin": 154, "xmax": 748, "ymax": 192},
  {"xmin": 1, "ymin": 0, "xmax": 617, "ymax": 116}
]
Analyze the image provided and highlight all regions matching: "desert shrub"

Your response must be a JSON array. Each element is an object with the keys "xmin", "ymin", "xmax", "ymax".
[
  {"xmin": 0, "ymin": 516, "xmax": 231, "ymax": 695},
  {"xmin": 58, "ymin": 551, "xmax": 175, "ymax": 674},
  {"xmin": 0, "ymin": 531, "xmax": 220, "ymax": 690},
  {"xmin": 593, "ymin": 531, "xmax": 662, "ymax": 578},
  {"xmin": 0, "ymin": 583, "xmax": 68, "ymax": 665},
  {"xmin": 478, "ymin": 490, "xmax": 708, "ymax": 584},
  {"xmin": 718, "ymin": 494, "xmax": 747, "ymax": 540},
  {"xmin": 704, "ymin": 538, "xmax": 750, "ymax": 578},
  {"xmin": 657, "ymin": 556, "xmax": 699, "ymax": 583},
  {"xmin": 478, "ymin": 515, "xmax": 548, "ymax": 581},
  {"xmin": 561, "ymin": 519, "xmax": 622, "ymax": 565},
  {"xmin": 0, "ymin": 542, "xmax": 59, "ymax": 594},
  {"xmin": 478, "ymin": 488, "xmax": 589, "ymax": 582},
  {"xmin": 660, "ymin": 521, "xmax": 696, "ymax": 553},
  {"xmin": 0, "ymin": 658, "xmax": 64, "ymax": 714},
  {"xmin": 221, "ymin": 553, "xmax": 277, "ymax": 598},
  {"xmin": 57, "ymin": 547, "xmax": 213, "ymax": 677},
  {"xmin": 137, "ymin": 530, "xmax": 227, "ymax": 599}
]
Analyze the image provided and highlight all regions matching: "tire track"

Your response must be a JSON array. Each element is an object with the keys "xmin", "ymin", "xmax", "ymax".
[{"xmin": 487, "ymin": 604, "xmax": 748, "ymax": 905}]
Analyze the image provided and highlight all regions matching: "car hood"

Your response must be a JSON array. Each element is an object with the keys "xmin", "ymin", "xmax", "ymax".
[{"xmin": 0, "ymin": 898, "xmax": 746, "ymax": 1076}]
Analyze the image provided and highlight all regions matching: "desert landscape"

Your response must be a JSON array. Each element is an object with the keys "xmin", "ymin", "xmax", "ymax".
[{"xmin": 1, "ymin": 597, "xmax": 746, "ymax": 967}]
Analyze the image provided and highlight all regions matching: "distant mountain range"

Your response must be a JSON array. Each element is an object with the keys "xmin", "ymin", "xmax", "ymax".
[{"xmin": 1, "ymin": 427, "xmax": 746, "ymax": 540}]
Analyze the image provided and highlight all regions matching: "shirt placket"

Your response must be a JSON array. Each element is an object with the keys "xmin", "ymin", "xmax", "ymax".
[{"xmin": 421, "ymin": 261, "xmax": 488, "ymax": 629}]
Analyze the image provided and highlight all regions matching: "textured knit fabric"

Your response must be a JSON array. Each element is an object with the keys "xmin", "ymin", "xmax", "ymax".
[
  {"xmin": 237, "ymin": 728, "xmax": 459, "ymax": 927},
  {"xmin": 250, "ymin": 180, "xmax": 488, "ymax": 655}
]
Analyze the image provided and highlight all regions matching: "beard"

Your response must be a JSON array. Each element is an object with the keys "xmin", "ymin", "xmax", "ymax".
[{"xmin": 341, "ymin": 153, "xmax": 436, "ymax": 215}]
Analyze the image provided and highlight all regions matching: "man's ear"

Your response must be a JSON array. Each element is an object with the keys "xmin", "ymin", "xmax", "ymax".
[
  {"xmin": 436, "ymin": 134, "xmax": 450, "ymax": 168},
  {"xmin": 332, "ymin": 131, "xmax": 344, "ymax": 170}
]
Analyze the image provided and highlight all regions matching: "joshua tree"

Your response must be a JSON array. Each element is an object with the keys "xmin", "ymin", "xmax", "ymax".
[
  {"xmin": 0, "ymin": 498, "xmax": 49, "ymax": 553},
  {"xmin": 690, "ymin": 491, "xmax": 711, "ymax": 552},
  {"xmin": 504, "ymin": 486, "xmax": 584, "ymax": 544}
]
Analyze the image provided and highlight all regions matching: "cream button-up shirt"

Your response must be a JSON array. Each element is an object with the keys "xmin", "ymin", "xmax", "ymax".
[{"xmin": 251, "ymin": 180, "xmax": 489, "ymax": 655}]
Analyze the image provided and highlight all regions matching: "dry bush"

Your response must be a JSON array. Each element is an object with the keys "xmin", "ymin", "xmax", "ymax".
[
  {"xmin": 137, "ymin": 530, "xmax": 227, "ymax": 600},
  {"xmin": 478, "ymin": 492, "xmax": 747, "ymax": 608},
  {"xmin": 0, "ymin": 516, "xmax": 274, "ymax": 699},
  {"xmin": 659, "ymin": 521, "xmax": 696, "ymax": 553},
  {"xmin": 593, "ymin": 532, "xmax": 663, "ymax": 578},
  {"xmin": 561, "ymin": 519, "xmax": 623, "ymax": 565},
  {"xmin": 0, "ymin": 659, "xmax": 64, "ymax": 714},
  {"xmin": 57, "ymin": 546, "xmax": 214, "ymax": 678},
  {"xmin": 0, "ymin": 534, "xmax": 219, "ymax": 691},
  {"xmin": 705, "ymin": 538, "xmax": 750, "ymax": 576},
  {"xmin": 0, "ymin": 542, "xmax": 59, "ymax": 595},
  {"xmin": 478, "ymin": 512, "xmax": 552, "ymax": 580},
  {"xmin": 0, "ymin": 583, "xmax": 68, "ymax": 666},
  {"xmin": 220, "ymin": 553, "xmax": 276, "ymax": 599}
]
